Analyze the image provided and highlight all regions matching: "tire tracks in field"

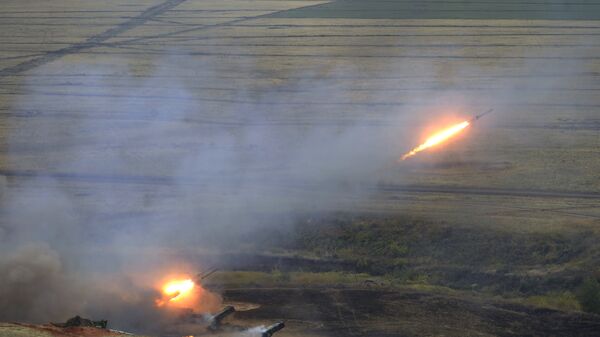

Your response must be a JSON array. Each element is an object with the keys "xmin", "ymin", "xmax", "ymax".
[
  {"xmin": 2, "ymin": 90, "xmax": 600, "ymax": 109},
  {"xmin": 0, "ymin": 0, "xmax": 188, "ymax": 78},
  {"xmin": 376, "ymin": 184, "xmax": 600, "ymax": 200}
]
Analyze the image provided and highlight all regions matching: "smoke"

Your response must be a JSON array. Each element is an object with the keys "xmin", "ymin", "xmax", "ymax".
[
  {"xmin": 0, "ymin": 244, "xmax": 84, "ymax": 322},
  {"xmin": 1, "ymin": 27, "xmax": 596, "ymax": 334},
  {"xmin": 0, "ymin": 55, "xmax": 407, "ymax": 333},
  {"xmin": 238, "ymin": 325, "xmax": 268, "ymax": 337}
]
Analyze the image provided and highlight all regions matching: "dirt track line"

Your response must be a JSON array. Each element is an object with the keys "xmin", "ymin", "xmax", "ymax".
[
  {"xmin": 437, "ymin": 200, "xmax": 600, "ymax": 219},
  {"xmin": 110, "ymin": 1, "xmax": 339, "ymax": 46},
  {"xmin": 6, "ymin": 72, "xmax": 598, "ymax": 80},
  {"xmin": 104, "ymin": 43, "xmax": 600, "ymax": 48},
  {"xmin": 377, "ymin": 184, "xmax": 600, "ymax": 200},
  {"xmin": 2, "ymin": 91, "xmax": 599, "ymax": 108},
  {"xmin": 4, "ymin": 82, "xmax": 599, "ymax": 92},
  {"xmin": 0, "ymin": 169, "xmax": 174, "ymax": 185},
  {"xmin": 0, "ymin": 0, "xmax": 188, "ymax": 78},
  {"xmin": 1, "ymin": 169, "xmax": 599, "ymax": 200},
  {"xmin": 9, "ymin": 42, "xmax": 600, "ymax": 48},
  {"xmin": 16, "ymin": 49, "xmax": 597, "ymax": 60},
  {"xmin": 2, "ymin": 109, "xmax": 596, "ymax": 132},
  {"xmin": 108, "ymin": 17, "xmax": 272, "ymax": 46},
  {"xmin": 134, "ymin": 51, "xmax": 600, "ymax": 60}
]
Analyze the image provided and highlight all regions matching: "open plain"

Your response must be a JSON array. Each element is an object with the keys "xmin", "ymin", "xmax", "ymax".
[{"xmin": 1, "ymin": 0, "xmax": 600, "ymax": 336}]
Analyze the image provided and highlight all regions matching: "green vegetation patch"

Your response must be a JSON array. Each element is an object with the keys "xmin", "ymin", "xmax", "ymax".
[
  {"xmin": 206, "ymin": 271, "xmax": 373, "ymax": 288},
  {"xmin": 525, "ymin": 292, "xmax": 581, "ymax": 312},
  {"xmin": 268, "ymin": 0, "xmax": 600, "ymax": 20},
  {"xmin": 576, "ymin": 277, "xmax": 600, "ymax": 314},
  {"xmin": 254, "ymin": 215, "xmax": 600, "ymax": 295}
]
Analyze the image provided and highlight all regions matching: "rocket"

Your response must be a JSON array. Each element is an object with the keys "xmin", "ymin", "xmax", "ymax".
[
  {"xmin": 261, "ymin": 322, "xmax": 285, "ymax": 337},
  {"xmin": 208, "ymin": 306, "xmax": 236, "ymax": 330},
  {"xmin": 196, "ymin": 267, "xmax": 218, "ymax": 283},
  {"xmin": 470, "ymin": 109, "xmax": 493, "ymax": 123},
  {"xmin": 399, "ymin": 108, "xmax": 494, "ymax": 161}
]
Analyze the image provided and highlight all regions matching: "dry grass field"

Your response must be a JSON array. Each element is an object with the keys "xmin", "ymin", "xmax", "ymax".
[
  {"xmin": 1, "ymin": 0, "xmax": 599, "ymax": 226},
  {"xmin": 1, "ymin": 0, "xmax": 599, "ymax": 336}
]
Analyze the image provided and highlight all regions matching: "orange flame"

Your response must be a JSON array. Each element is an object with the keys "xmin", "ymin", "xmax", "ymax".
[
  {"xmin": 400, "ymin": 120, "xmax": 470, "ymax": 160},
  {"xmin": 156, "ymin": 278, "xmax": 195, "ymax": 307}
]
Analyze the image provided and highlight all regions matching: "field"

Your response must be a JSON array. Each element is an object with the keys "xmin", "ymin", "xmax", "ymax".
[{"xmin": 1, "ymin": 0, "xmax": 599, "ymax": 336}]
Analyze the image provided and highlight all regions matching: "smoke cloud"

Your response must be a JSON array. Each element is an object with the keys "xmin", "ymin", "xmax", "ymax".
[
  {"xmin": 0, "ymin": 56, "xmax": 407, "ymax": 333},
  {"xmin": 0, "ymin": 35, "xmax": 594, "ymax": 334}
]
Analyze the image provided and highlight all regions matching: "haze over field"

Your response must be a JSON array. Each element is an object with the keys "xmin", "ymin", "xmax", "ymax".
[{"xmin": 0, "ymin": 0, "xmax": 599, "ymax": 336}]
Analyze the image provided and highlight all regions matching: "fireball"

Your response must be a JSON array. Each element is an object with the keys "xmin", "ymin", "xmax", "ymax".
[
  {"xmin": 163, "ymin": 279, "xmax": 194, "ymax": 302},
  {"xmin": 153, "ymin": 270, "xmax": 222, "ymax": 312},
  {"xmin": 156, "ymin": 278, "xmax": 196, "ymax": 307}
]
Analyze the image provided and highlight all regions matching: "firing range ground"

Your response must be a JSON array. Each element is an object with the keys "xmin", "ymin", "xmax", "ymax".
[{"xmin": 1, "ymin": 0, "xmax": 599, "ymax": 336}]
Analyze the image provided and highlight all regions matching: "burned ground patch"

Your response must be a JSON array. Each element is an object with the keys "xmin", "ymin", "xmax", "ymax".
[{"xmin": 223, "ymin": 288, "xmax": 600, "ymax": 337}]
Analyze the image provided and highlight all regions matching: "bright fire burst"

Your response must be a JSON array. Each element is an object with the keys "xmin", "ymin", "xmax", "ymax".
[
  {"xmin": 400, "ymin": 120, "xmax": 470, "ymax": 160},
  {"xmin": 156, "ymin": 279, "xmax": 195, "ymax": 307}
]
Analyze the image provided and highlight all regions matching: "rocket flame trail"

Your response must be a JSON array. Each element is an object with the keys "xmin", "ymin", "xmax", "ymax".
[{"xmin": 400, "ymin": 120, "xmax": 470, "ymax": 160}]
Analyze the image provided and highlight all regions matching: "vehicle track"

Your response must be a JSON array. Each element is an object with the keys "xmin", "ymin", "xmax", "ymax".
[
  {"xmin": 0, "ymin": 0, "xmax": 188, "ymax": 78},
  {"xmin": 377, "ymin": 183, "xmax": 600, "ymax": 200}
]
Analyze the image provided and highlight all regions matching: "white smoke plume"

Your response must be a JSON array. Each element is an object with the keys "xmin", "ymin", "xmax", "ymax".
[{"xmin": 0, "ymin": 34, "xmax": 593, "ymax": 333}]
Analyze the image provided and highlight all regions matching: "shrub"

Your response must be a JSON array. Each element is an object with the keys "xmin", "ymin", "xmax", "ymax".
[
  {"xmin": 576, "ymin": 277, "xmax": 600, "ymax": 314},
  {"xmin": 526, "ymin": 292, "xmax": 581, "ymax": 312}
]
